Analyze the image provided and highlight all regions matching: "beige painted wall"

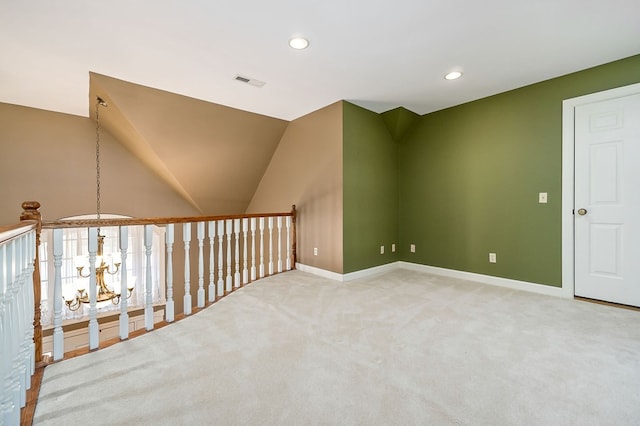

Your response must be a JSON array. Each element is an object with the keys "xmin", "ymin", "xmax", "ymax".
[
  {"xmin": 1, "ymin": 99, "xmax": 343, "ymax": 310},
  {"xmin": 0, "ymin": 102, "xmax": 208, "ymax": 315},
  {"xmin": 0, "ymin": 102, "xmax": 201, "ymax": 224},
  {"xmin": 90, "ymin": 73, "xmax": 288, "ymax": 215},
  {"xmin": 247, "ymin": 102, "xmax": 343, "ymax": 273}
]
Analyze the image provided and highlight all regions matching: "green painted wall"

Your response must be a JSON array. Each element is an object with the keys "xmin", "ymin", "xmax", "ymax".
[
  {"xmin": 343, "ymin": 102, "xmax": 399, "ymax": 273},
  {"xmin": 381, "ymin": 107, "xmax": 420, "ymax": 141},
  {"xmin": 398, "ymin": 54, "xmax": 640, "ymax": 286}
]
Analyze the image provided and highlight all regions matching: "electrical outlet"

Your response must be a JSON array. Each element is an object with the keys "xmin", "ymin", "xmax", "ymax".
[
  {"xmin": 380, "ymin": 245, "xmax": 384, "ymax": 254},
  {"xmin": 539, "ymin": 192, "xmax": 548, "ymax": 203},
  {"xmin": 410, "ymin": 244, "xmax": 416, "ymax": 253},
  {"xmin": 489, "ymin": 252, "xmax": 497, "ymax": 263},
  {"xmin": 313, "ymin": 247, "xmax": 318, "ymax": 256},
  {"xmin": 391, "ymin": 243, "xmax": 396, "ymax": 252}
]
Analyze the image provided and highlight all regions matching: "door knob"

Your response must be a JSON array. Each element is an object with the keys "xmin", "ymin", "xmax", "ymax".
[{"xmin": 577, "ymin": 208, "xmax": 587, "ymax": 216}]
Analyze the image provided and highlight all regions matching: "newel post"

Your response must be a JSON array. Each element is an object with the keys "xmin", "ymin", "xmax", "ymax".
[
  {"xmin": 291, "ymin": 205, "xmax": 297, "ymax": 270},
  {"xmin": 20, "ymin": 201, "xmax": 43, "ymax": 364}
]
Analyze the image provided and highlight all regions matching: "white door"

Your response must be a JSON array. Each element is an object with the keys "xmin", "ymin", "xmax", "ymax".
[{"xmin": 574, "ymin": 92, "xmax": 640, "ymax": 306}]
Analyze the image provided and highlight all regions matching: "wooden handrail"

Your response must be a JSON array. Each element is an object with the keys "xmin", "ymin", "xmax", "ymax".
[
  {"xmin": 42, "ymin": 210, "xmax": 294, "ymax": 229},
  {"xmin": 0, "ymin": 221, "xmax": 37, "ymax": 244}
]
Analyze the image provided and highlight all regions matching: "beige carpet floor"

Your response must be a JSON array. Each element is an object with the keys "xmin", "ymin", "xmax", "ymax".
[{"xmin": 34, "ymin": 268, "xmax": 640, "ymax": 425}]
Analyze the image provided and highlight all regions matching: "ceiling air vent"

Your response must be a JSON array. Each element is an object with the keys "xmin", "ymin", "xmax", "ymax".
[{"xmin": 234, "ymin": 74, "xmax": 266, "ymax": 88}]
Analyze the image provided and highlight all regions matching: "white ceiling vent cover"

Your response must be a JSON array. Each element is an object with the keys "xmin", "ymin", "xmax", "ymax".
[{"xmin": 234, "ymin": 75, "xmax": 266, "ymax": 88}]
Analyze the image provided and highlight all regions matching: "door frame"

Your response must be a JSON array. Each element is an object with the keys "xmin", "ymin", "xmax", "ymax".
[{"xmin": 561, "ymin": 82, "xmax": 640, "ymax": 298}]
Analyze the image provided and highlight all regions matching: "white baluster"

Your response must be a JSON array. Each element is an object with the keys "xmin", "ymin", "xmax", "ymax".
[
  {"xmin": 0, "ymin": 244, "xmax": 6, "ymax": 421},
  {"xmin": 225, "ymin": 220, "xmax": 233, "ymax": 292},
  {"xmin": 1, "ymin": 239, "xmax": 17, "ymax": 424},
  {"xmin": 5, "ymin": 246, "xmax": 14, "ymax": 420},
  {"xmin": 3, "ymin": 239, "xmax": 18, "ymax": 424},
  {"xmin": 259, "ymin": 217, "xmax": 265, "ymax": 278},
  {"xmin": 216, "ymin": 221, "xmax": 224, "ymax": 297},
  {"xmin": 183, "ymin": 223, "xmax": 192, "ymax": 316},
  {"xmin": 268, "ymin": 217, "xmax": 274, "ymax": 276},
  {"xmin": 0, "ymin": 240, "xmax": 10, "ymax": 424},
  {"xmin": 144, "ymin": 225, "xmax": 154, "ymax": 330},
  {"xmin": 25, "ymin": 231, "xmax": 35, "ymax": 377},
  {"xmin": 277, "ymin": 216, "xmax": 283, "ymax": 273},
  {"xmin": 250, "ymin": 218, "xmax": 257, "ymax": 281},
  {"xmin": 14, "ymin": 236, "xmax": 26, "ymax": 397},
  {"xmin": 208, "ymin": 221, "xmax": 215, "ymax": 302},
  {"xmin": 242, "ymin": 218, "xmax": 249, "ymax": 284},
  {"xmin": 165, "ymin": 224, "xmax": 175, "ymax": 322},
  {"xmin": 119, "ymin": 226, "xmax": 129, "ymax": 340},
  {"xmin": 197, "ymin": 222, "xmax": 205, "ymax": 308},
  {"xmin": 7, "ymin": 239, "xmax": 22, "ymax": 417},
  {"xmin": 234, "ymin": 219, "xmax": 241, "ymax": 289},
  {"xmin": 13, "ymin": 234, "xmax": 29, "ymax": 387},
  {"xmin": 52, "ymin": 228, "xmax": 64, "ymax": 360},
  {"xmin": 15, "ymin": 235, "xmax": 28, "ymax": 404},
  {"xmin": 6, "ymin": 230, "xmax": 34, "ymax": 403},
  {"xmin": 88, "ymin": 227, "xmax": 99, "ymax": 351},
  {"xmin": 286, "ymin": 216, "xmax": 291, "ymax": 270}
]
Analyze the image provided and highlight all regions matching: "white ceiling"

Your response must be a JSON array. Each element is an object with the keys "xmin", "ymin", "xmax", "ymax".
[{"xmin": 1, "ymin": 0, "xmax": 639, "ymax": 121}]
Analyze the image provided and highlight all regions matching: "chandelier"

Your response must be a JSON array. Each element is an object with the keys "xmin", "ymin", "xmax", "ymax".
[{"xmin": 63, "ymin": 96, "xmax": 134, "ymax": 311}]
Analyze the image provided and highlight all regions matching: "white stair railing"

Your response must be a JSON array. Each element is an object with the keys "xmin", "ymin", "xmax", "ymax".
[
  {"xmin": 208, "ymin": 222, "xmax": 215, "ymax": 303},
  {"xmin": 183, "ymin": 223, "xmax": 192, "ymax": 316},
  {"xmin": 225, "ymin": 219, "xmax": 233, "ymax": 293},
  {"xmin": 197, "ymin": 222, "xmax": 205, "ymax": 308},
  {"xmin": 216, "ymin": 220, "xmax": 224, "ymax": 298},
  {"xmin": 0, "ymin": 222, "xmax": 37, "ymax": 425},
  {"xmin": 51, "ymin": 228, "xmax": 63, "ymax": 361},
  {"xmin": 87, "ymin": 227, "xmax": 99, "ymax": 350},
  {"xmin": 233, "ymin": 219, "xmax": 241, "ymax": 289},
  {"xmin": 250, "ymin": 218, "xmax": 257, "ymax": 281},
  {"xmin": 119, "ymin": 226, "xmax": 129, "ymax": 339},
  {"xmin": 242, "ymin": 218, "xmax": 249, "ymax": 285},
  {"xmin": 268, "ymin": 217, "xmax": 274, "ymax": 276},
  {"xmin": 259, "ymin": 217, "xmax": 265, "ymax": 279},
  {"xmin": 277, "ymin": 217, "xmax": 283, "ymax": 273},
  {"xmin": 144, "ymin": 225, "xmax": 154, "ymax": 330},
  {"xmin": 165, "ymin": 224, "xmax": 175, "ymax": 322},
  {"xmin": 14, "ymin": 205, "xmax": 296, "ymax": 372}
]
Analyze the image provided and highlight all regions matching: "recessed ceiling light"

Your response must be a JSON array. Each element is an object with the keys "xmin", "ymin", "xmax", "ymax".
[
  {"xmin": 444, "ymin": 71, "xmax": 463, "ymax": 80},
  {"xmin": 289, "ymin": 37, "xmax": 309, "ymax": 50}
]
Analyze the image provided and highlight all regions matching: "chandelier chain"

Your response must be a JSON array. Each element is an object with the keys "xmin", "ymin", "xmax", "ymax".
[{"xmin": 65, "ymin": 95, "xmax": 133, "ymax": 312}]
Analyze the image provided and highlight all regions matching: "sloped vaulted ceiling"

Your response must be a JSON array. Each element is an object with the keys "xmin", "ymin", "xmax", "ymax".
[{"xmin": 90, "ymin": 73, "xmax": 289, "ymax": 214}]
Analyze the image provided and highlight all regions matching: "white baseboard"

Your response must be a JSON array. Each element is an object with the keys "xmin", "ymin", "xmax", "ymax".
[
  {"xmin": 342, "ymin": 262, "xmax": 399, "ymax": 281},
  {"xmin": 295, "ymin": 263, "xmax": 345, "ymax": 281},
  {"xmin": 295, "ymin": 262, "xmax": 398, "ymax": 282},
  {"xmin": 296, "ymin": 261, "xmax": 570, "ymax": 298},
  {"xmin": 397, "ymin": 261, "xmax": 570, "ymax": 298}
]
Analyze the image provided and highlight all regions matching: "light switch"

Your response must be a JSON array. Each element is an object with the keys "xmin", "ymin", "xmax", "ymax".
[{"xmin": 538, "ymin": 192, "xmax": 548, "ymax": 203}]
